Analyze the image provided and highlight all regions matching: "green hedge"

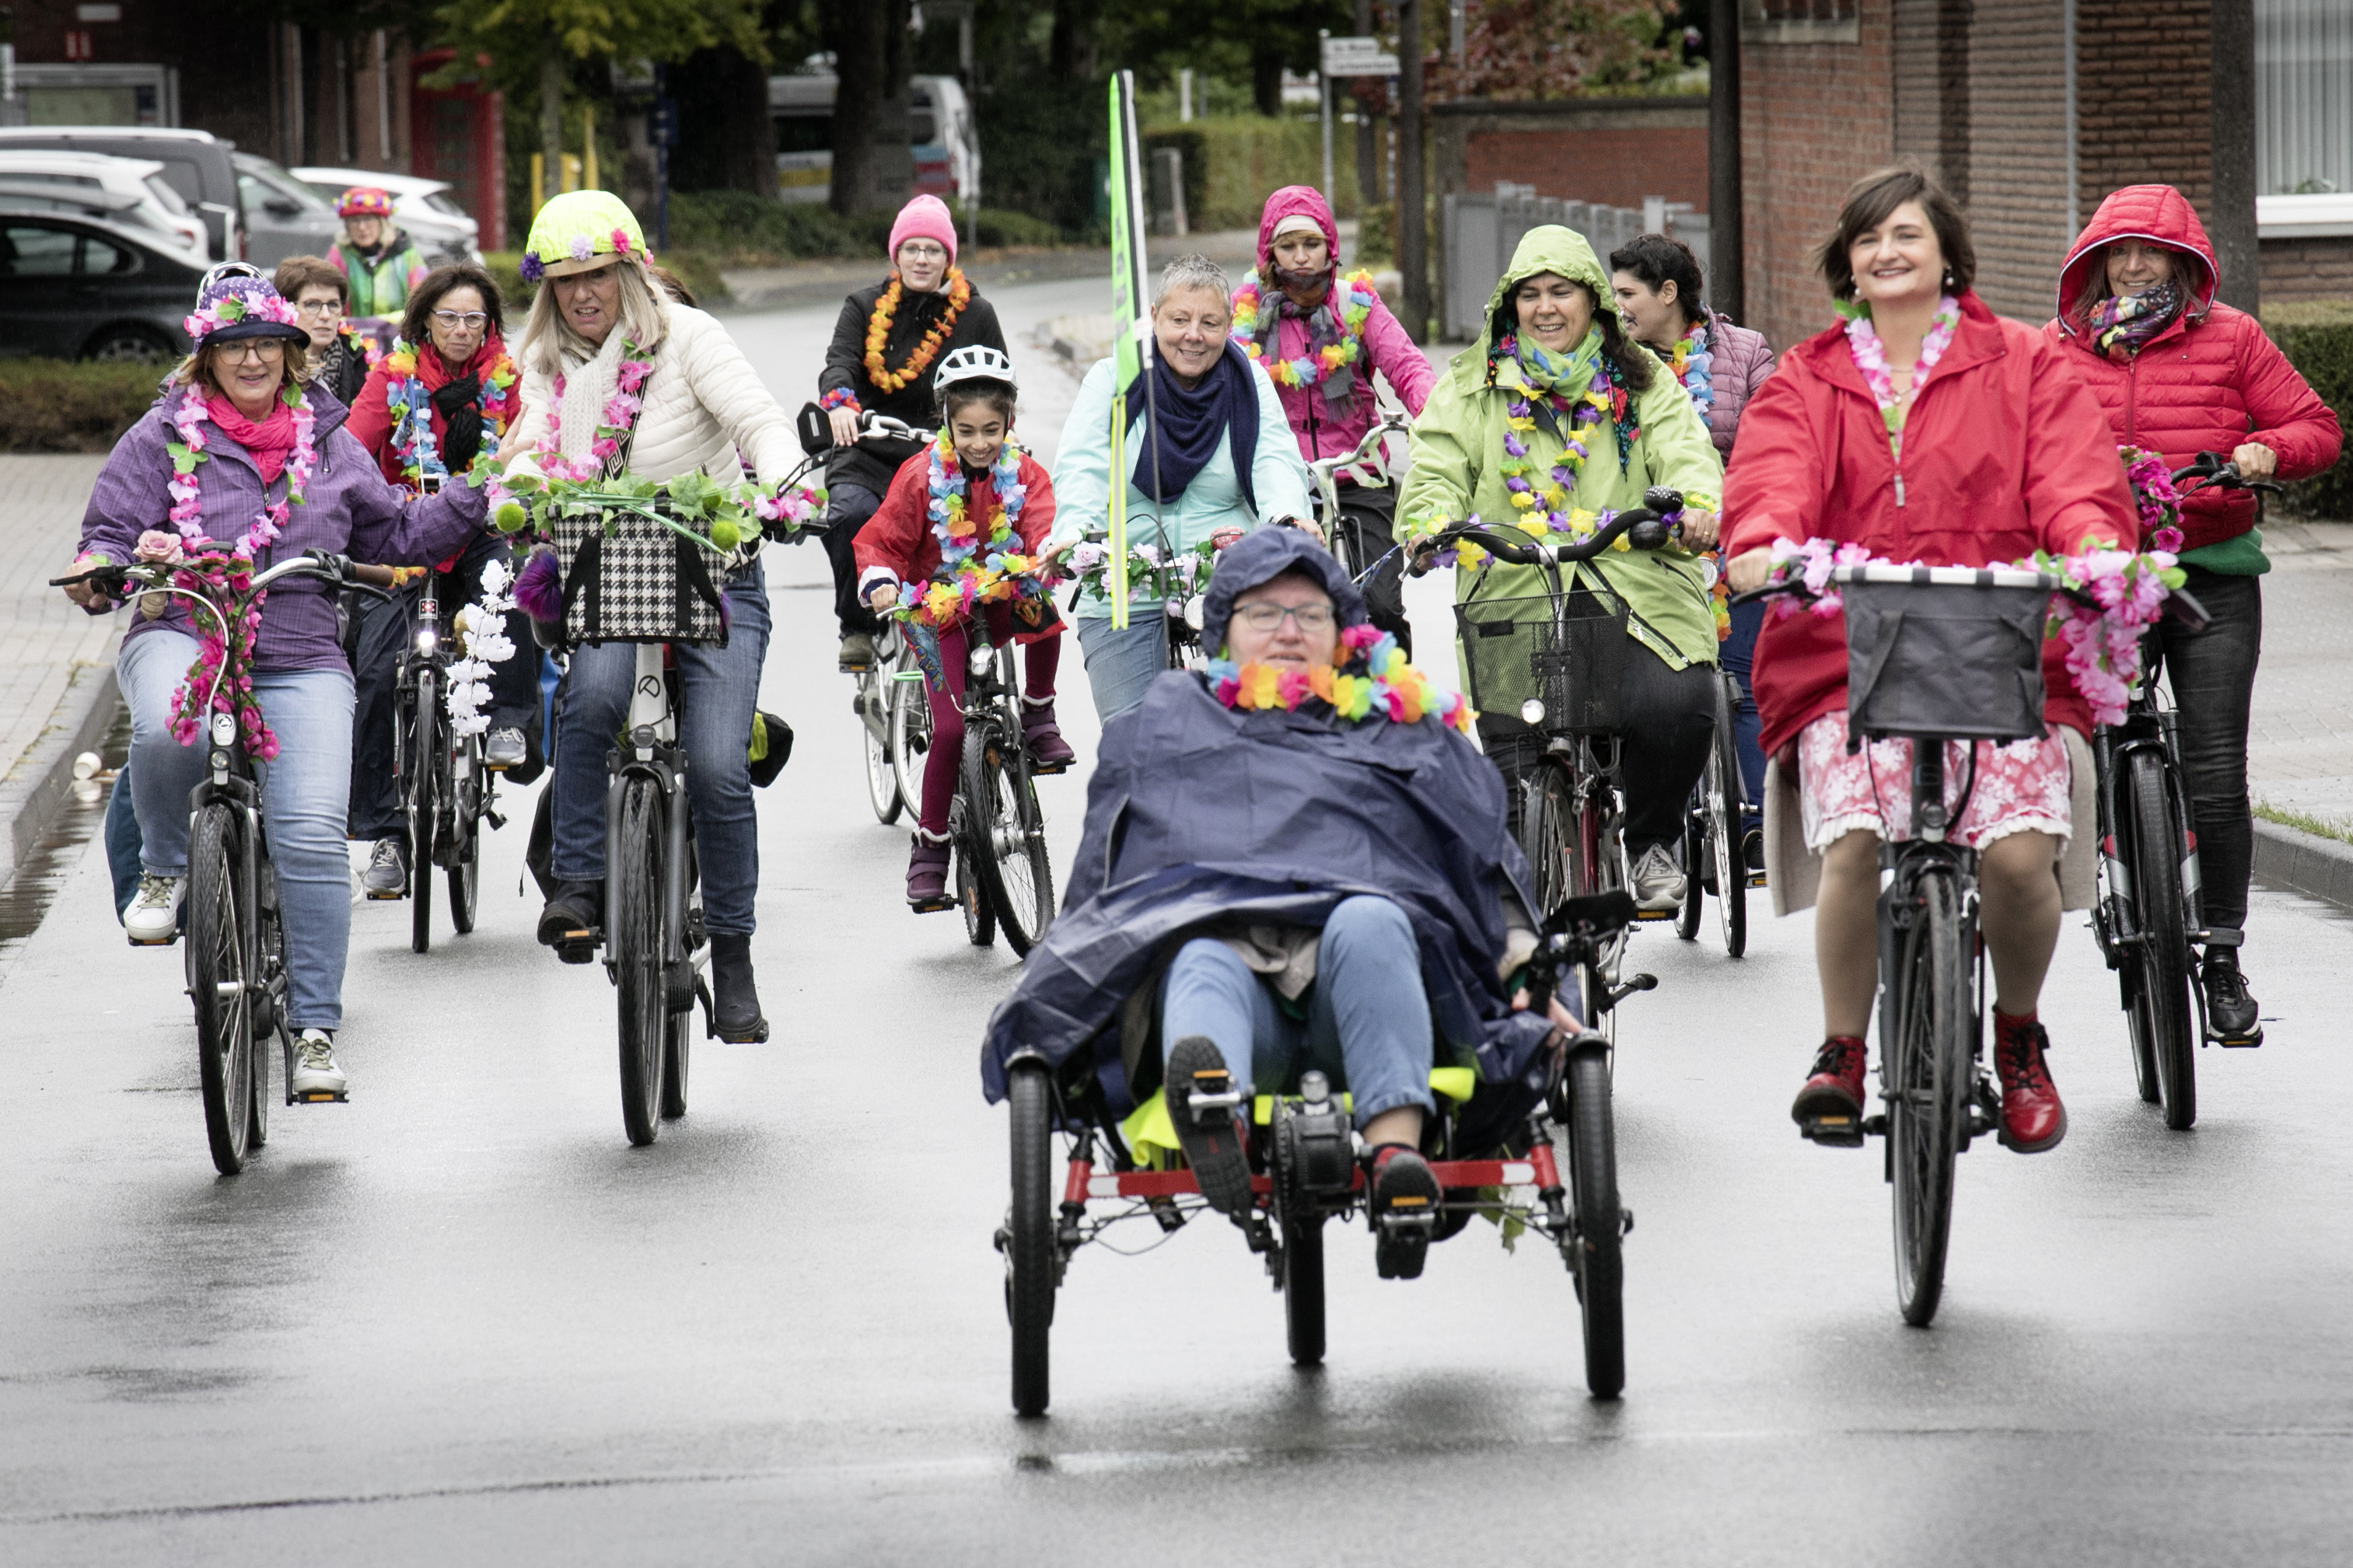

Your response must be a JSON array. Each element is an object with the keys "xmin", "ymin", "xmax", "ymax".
[
  {"xmin": 1142, "ymin": 115, "xmax": 1364, "ymax": 232},
  {"xmin": 2266, "ymin": 301, "xmax": 2353, "ymax": 521},
  {"xmin": 0, "ymin": 358, "xmax": 161, "ymax": 452}
]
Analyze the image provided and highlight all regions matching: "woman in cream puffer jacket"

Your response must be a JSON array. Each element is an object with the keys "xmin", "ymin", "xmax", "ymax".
[{"xmin": 502, "ymin": 191, "xmax": 797, "ymax": 1043}]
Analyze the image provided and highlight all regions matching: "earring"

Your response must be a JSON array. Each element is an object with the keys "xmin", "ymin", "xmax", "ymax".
[{"xmin": 1942, "ymin": 269, "xmax": 1955, "ymax": 288}]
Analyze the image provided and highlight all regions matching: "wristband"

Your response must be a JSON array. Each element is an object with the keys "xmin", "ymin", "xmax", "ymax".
[{"xmin": 820, "ymin": 388, "xmax": 862, "ymax": 414}]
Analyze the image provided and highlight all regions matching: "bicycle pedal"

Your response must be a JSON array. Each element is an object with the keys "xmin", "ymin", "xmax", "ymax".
[
  {"xmin": 1800, "ymin": 1113, "xmax": 1866, "ymax": 1147},
  {"xmin": 554, "ymin": 931, "xmax": 599, "ymax": 965},
  {"xmin": 1631, "ymin": 908, "xmax": 1676, "ymax": 923},
  {"xmin": 908, "ymin": 895, "xmax": 956, "ymax": 913},
  {"xmin": 129, "ymin": 932, "xmax": 181, "ymax": 948},
  {"xmin": 294, "ymin": 1089, "xmax": 348, "ymax": 1104},
  {"xmin": 1030, "ymin": 760, "xmax": 1070, "ymax": 775},
  {"xmin": 2212, "ymin": 1028, "xmax": 2265, "ymax": 1049},
  {"xmin": 362, "ymin": 889, "xmax": 406, "ymax": 902}
]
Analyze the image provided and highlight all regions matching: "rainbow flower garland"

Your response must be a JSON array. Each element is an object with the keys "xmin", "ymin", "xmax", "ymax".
[
  {"xmin": 863, "ymin": 269, "xmax": 971, "ymax": 395},
  {"xmin": 1759, "ymin": 535, "xmax": 2186, "ymax": 726},
  {"xmin": 1208, "ymin": 623, "xmax": 1475, "ymax": 734},
  {"xmin": 893, "ymin": 432, "xmax": 1060, "ymax": 630},
  {"xmin": 1231, "ymin": 269, "xmax": 1379, "ymax": 394},
  {"xmin": 1839, "ymin": 295, "xmax": 1960, "ymax": 461},
  {"xmin": 2119, "ymin": 444, "xmax": 2185, "ymax": 548},
  {"xmin": 334, "ymin": 321, "xmax": 382, "ymax": 372},
  {"xmin": 1669, "ymin": 320, "xmax": 1714, "ymax": 415},
  {"xmin": 1496, "ymin": 334, "xmax": 1614, "ymax": 536},
  {"xmin": 380, "ymin": 339, "xmax": 519, "ymax": 490}
]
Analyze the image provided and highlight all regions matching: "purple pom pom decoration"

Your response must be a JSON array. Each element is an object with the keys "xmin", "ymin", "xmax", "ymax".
[{"xmin": 514, "ymin": 544, "xmax": 564, "ymax": 625}]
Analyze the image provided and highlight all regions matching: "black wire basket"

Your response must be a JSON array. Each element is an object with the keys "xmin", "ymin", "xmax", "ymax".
[{"xmin": 1453, "ymin": 587, "xmax": 1629, "ymax": 735}]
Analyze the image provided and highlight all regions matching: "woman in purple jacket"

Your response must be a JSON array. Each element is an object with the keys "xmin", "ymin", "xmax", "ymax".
[
  {"xmin": 62, "ymin": 268, "xmax": 488, "ymax": 1101},
  {"xmin": 1610, "ymin": 232, "xmax": 1778, "ymax": 843}
]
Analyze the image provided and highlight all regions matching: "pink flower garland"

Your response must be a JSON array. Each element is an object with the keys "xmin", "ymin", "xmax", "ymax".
[
  {"xmin": 2119, "ymin": 444, "xmax": 2186, "ymax": 550},
  {"xmin": 533, "ymin": 341, "xmax": 653, "ymax": 484},
  {"xmin": 1842, "ymin": 295, "xmax": 1961, "ymax": 461}
]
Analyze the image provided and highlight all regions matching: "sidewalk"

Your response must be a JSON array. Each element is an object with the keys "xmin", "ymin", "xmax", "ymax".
[{"xmin": 0, "ymin": 455, "xmax": 121, "ymax": 879}]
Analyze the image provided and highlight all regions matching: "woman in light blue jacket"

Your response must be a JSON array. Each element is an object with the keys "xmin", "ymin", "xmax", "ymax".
[{"xmin": 1052, "ymin": 253, "xmax": 1313, "ymax": 721}]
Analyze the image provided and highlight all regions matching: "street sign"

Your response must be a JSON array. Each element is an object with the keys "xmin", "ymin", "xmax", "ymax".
[{"xmin": 1320, "ymin": 35, "xmax": 1400, "ymax": 78}]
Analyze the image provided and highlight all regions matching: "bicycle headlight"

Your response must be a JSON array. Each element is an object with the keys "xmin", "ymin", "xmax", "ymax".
[
  {"xmin": 969, "ymin": 642, "xmax": 993, "ymax": 676},
  {"xmin": 415, "ymin": 627, "xmax": 437, "ymax": 655},
  {"xmin": 1183, "ymin": 597, "xmax": 1205, "ymax": 631},
  {"xmin": 210, "ymin": 712, "xmax": 236, "ymax": 747},
  {"xmin": 1520, "ymin": 698, "xmax": 1546, "ymax": 726}
]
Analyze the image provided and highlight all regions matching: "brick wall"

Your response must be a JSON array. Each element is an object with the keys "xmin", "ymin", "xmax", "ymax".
[
  {"xmin": 2262, "ymin": 237, "xmax": 2353, "ymax": 304},
  {"xmin": 1966, "ymin": 0, "xmax": 2072, "ymax": 322},
  {"xmin": 2076, "ymin": 0, "xmax": 2212, "ymax": 218},
  {"xmin": 1462, "ymin": 127, "xmax": 1710, "ymax": 211},
  {"xmin": 1739, "ymin": 0, "xmax": 1896, "ymax": 350},
  {"xmin": 9, "ymin": 0, "xmax": 279, "ymax": 155}
]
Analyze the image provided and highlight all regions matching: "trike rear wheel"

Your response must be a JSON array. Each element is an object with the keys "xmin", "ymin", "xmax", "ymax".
[{"xmin": 1006, "ymin": 1060, "xmax": 1056, "ymax": 1416}]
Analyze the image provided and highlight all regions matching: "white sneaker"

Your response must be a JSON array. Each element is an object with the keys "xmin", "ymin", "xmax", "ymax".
[
  {"xmin": 290, "ymin": 1029, "xmax": 348, "ymax": 1102},
  {"xmin": 484, "ymin": 728, "xmax": 528, "ymax": 770},
  {"xmin": 361, "ymin": 837, "xmax": 407, "ymax": 899},
  {"xmin": 125, "ymin": 873, "xmax": 184, "ymax": 945},
  {"xmin": 1629, "ymin": 843, "xmax": 1687, "ymax": 913}
]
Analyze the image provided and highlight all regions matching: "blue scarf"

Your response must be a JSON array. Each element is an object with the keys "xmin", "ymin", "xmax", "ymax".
[{"xmin": 1123, "ymin": 338, "xmax": 1259, "ymax": 514}]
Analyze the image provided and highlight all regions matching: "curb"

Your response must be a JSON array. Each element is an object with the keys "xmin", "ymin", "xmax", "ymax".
[
  {"xmin": 2252, "ymin": 817, "xmax": 2353, "ymax": 913},
  {"xmin": 0, "ymin": 663, "xmax": 122, "ymax": 883}
]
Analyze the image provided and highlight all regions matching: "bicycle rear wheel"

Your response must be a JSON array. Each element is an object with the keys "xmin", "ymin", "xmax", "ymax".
[
  {"xmin": 447, "ymin": 739, "xmax": 481, "ymax": 935},
  {"xmin": 1565, "ymin": 1042, "xmax": 1623, "ymax": 1398},
  {"xmin": 964, "ymin": 720, "xmax": 1054, "ymax": 956},
  {"xmin": 1708, "ymin": 680, "xmax": 1747, "ymax": 958},
  {"xmin": 862, "ymin": 672, "xmax": 904, "ymax": 825},
  {"xmin": 1005, "ymin": 1060, "xmax": 1056, "ymax": 1416},
  {"xmin": 188, "ymin": 805, "xmax": 255, "ymax": 1175},
  {"xmin": 2128, "ymin": 750, "xmax": 2197, "ymax": 1130},
  {"xmin": 1889, "ymin": 867, "xmax": 1969, "ymax": 1326},
  {"xmin": 612, "ymin": 777, "xmax": 669, "ymax": 1147},
  {"xmin": 889, "ymin": 670, "xmax": 931, "ymax": 824}
]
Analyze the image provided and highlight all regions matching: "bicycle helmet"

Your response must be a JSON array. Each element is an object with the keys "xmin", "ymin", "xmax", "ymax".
[{"xmin": 933, "ymin": 344, "xmax": 1019, "ymax": 396}]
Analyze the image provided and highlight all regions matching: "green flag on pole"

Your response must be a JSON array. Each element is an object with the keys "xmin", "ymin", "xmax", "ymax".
[{"xmin": 1105, "ymin": 70, "xmax": 1152, "ymax": 630}]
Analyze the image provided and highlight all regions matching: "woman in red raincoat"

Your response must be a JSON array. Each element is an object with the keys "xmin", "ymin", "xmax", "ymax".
[
  {"xmin": 2044, "ymin": 184, "xmax": 2342, "ymax": 1045},
  {"xmin": 1722, "ymin": 168, "xmax": 2135, "ymax": 1156}
]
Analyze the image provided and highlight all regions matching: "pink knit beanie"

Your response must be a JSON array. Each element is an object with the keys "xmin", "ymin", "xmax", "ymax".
[{"xmin": 888, "ymin": 194, "xmax": 959, "ymax": 269}]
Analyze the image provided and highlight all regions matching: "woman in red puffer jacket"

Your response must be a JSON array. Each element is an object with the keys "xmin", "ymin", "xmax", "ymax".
[{"xmin": 2044, "ymin": 184, "xmax": 2343, "ymax": 1045}]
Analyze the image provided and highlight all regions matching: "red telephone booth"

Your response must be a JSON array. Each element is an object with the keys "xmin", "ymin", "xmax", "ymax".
[{"xmin": 410, "ymin": 50, "xmax": 506, "ymax": 251}]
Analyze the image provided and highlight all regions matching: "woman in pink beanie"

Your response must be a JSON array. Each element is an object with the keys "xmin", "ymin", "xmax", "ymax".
[{"xmin": 816, "ymin": 193, "xmax": 1009, "ymax": 672}]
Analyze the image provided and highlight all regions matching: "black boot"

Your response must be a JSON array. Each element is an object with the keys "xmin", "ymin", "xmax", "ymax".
[
  {"xmin": 708, "ymin": 933, "xmax": 769, "ymax": 1043},
  {"xmin": 2202, "ymin": 946, "xmax": 2264, "ymax": 1046},
  {"xmin": 536, "ymin": 879, "xmax": 602, "ymax": 964}
]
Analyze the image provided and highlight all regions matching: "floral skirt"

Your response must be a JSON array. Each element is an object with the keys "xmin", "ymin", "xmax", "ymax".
[{"xmin": 1796, "ymin": 710, "xmax": 2072, "ymax": 852}]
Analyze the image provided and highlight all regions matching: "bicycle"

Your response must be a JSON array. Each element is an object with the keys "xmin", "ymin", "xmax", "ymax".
[
  {"xmin": 1418, "ymin": 493, "xmax": 1694, "ymax": 1035},
  {"xmin": 1736, "ymin": 559, "xmax": 2103, "ymax": 1325},
  {"xmin": 1307, "ymin": 412, "xmax": 1414, "ymax": 583},
  {"xmin": 380, "ymin": 560, "xmax": 506, "ymax": 952},
  {"xmin": 53, "ymin": 550, "xmax": 395, "ymax": 1175},
  {"xmin": 1674, "ymin": 669, "xmax": 1750, "ymax": 957},
  {"xmin": 1001, "ymin": 886, "xmax": 1638, "ymax": 1415}
]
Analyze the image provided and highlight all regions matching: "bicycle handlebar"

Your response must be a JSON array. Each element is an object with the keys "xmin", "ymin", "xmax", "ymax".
[
  {"xmin": 2170, "ymin": 449, "xmax": 2286, "ymax": 497},
  {"xmin": 1413, "ymin": 487, "xmax": 1687, "ymax": 570},
  {"xmin": 50, "ymin": 549, "xmax": 397, "ymax": 604},
  {"xmin": 1306, "ymin": 412, "xmax": 1411, "ymax": 486},
  {"xmin": 1728, "ymin": 561, "xmax": 2097, "ymax": 612}
]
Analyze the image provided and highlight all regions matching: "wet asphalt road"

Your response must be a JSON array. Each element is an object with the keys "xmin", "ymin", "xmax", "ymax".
[{"xmin": 7, "ymin": 288, "xmax": 2353, "ymax": 1563}]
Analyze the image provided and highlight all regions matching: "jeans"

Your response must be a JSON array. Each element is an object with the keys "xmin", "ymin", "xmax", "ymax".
[
  {"xmin": 1159, "ymin": 896, "xmax": 1435, "ymax": 1130},
  {"xmin": 2153, "ymin": 564, "xmax": 2262, "ymax": 937},
  {"xmin": 119, "ymin": 628, "xmax": 357, "ymax": 1031},
  {"xmin": 1334, "ymin": 486, "xmax": 1413, "ymax": 657},
  {"xmin": 105, "ymin": 765, "xmax": 141, "ymax": 920},
  {"xmin": 820, "ymin": 482, "xmax": 885, "ymax": 639},
  {"xmin": 349, "ymin": 538, "xmax": 544, "ymax": 841},
  {"xmin": 917, "ymin": 613, "xmax": 1060, "ymax": 836},
  {"xmin": 1718, "ymin": 596, "xmax": 1767, "ymax": 818},
  {"xmin": 551, "ymin": 560, "xmax": 772, "ymax": 934},
  {"xmin": 1479, "ymin": 637, "xmax": 1719, "ymax": 856},
  {"xmin": 1075, "ymin": 616, "xmax": 1170, "ymax": 724}
]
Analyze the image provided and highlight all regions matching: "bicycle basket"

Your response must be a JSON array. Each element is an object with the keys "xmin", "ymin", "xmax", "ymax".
[
  {"xmin": 1842, "ymin": 578, "xmax": 2047, "ymax": 742},
  {"xmin": 1453, "ymin": 588, "xmax": 1628, "ymax": 734},
  {"xmin": 547, "ymin": 499, "xmax": 728, "ymax": 646}
]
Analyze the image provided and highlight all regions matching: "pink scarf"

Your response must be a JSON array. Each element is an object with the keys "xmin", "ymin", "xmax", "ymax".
[{"xmin": 206, "ymin": 393, "xmax": 298, "ymax": 484}]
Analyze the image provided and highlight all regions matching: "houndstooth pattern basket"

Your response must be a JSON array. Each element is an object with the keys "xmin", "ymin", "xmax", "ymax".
[{"xmin": 547, "ymin": 501, "xmax": 728, "ymax": 646}]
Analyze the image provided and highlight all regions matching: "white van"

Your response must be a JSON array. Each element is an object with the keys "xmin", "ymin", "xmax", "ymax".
[
  {"xmin": 767, "ymin": 72, "xmax": 980, "ymax": 208},
  {"xmin": 0, "ymin": 151, "xmax": 207, "ymax": 259}
]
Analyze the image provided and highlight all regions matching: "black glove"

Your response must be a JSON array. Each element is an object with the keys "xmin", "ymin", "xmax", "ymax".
[{"xmin": 432, "ymin": 375, "xmax": 485, "ymax": 471}]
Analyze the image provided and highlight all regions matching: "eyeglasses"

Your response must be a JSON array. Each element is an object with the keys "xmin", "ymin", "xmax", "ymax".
[
  {"xmin": 1232, "ymin": 601, "xmax": 1335, "ymax": 633},
  {"xmin": 897, "ymin": 242, "xmax": 948, "ymax": 262},
  {"xmin": 295, "ymin": 299, "xmax": 343, "ymax": 318},
  {"xmin": 219, "ymin": 340, "xmax": 286, "ymax": 362},
  {"xmin": 432, "ymin": 310, "xmax": 490, "ymax": 330}
]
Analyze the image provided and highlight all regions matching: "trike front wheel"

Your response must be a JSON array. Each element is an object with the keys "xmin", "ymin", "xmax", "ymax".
[{"xmin": 1006, "ymin": 1060, "xmax": 1056, "ymax": 1416}]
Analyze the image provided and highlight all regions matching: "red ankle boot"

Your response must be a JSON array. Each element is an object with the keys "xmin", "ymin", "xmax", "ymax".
[
  {"xmin": 1023, "ymin": 700, "xmax": 1075, "ymax": 772},
  {"xmin": 1993, "ymin": 1010, "xmax": 2067, "ymax": 1153},
  {"xmin": 906, "ymin": 835, "xmax": 953, "ymax": 912}
]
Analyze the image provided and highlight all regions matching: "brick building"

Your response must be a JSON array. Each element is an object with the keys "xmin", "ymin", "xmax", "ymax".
[
  {"xmin": 1434, "ymin": 96, "xmax": 1710, "ymax": 214},
  {"xmin": 1734, "ymin": 0, "xmax": 2349, "ymax": 350}
]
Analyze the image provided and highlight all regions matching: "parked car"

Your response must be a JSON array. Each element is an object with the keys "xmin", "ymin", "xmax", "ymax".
[
  {"xmin": 291, "ymin": 167, "xmax": 482, "ymax": 264},
  {"xmin": 0, "ymin": 151, "xmax": 208, "ymax": 259},
  {"xmin": 0, "ymin": 127, "xmax": 245, "ymax": 260},
  {"xmin": 229, "ymin": 152, "xmax": 343, "ymax": 266},
  {"xmin": 0, "ymin": 208, "xmax": 205, "ymax": 361},
  {"xmin": 767, "ymin": 69, "xmax": 978, "ymax": 208}
]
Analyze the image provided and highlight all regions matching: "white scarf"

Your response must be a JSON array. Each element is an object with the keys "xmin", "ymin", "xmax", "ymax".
[{"xmin": 554, "ymin": 327, "xmax": 634, "ymax": 469}]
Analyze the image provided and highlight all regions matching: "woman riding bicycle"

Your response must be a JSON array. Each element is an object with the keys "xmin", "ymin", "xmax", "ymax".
[
  {"xmin": 1722, "ymin": 167, "xmax": 2138, "ymax": 1154},
  {"xmin": 505, "ymin": 191, "xmax": 799, "ymax": 1045},
  {"xmin": 327, "ymin": 187, "xmax": 428, "ymax": 325},
  {"xmin": 344, "ymin": 261, "xmax": 540, "ymax": 897},
  {"xmin": 1236, "ymin": 186, "xmax": 1433, "ymax": 649},
  {"xmin": 65, "ymin": 267, "xmax": 491, "ymax": 1100},
  {"xmin": 1610, "ymin": 232, "xmax": 1776, "ymax": 850},
  {"xmin": 1397, "ymin": 224, "xmax": 1725, "ymax": 913},
  {"xmin": 2043, "ymin": 184, "xmax": 2343, "ymax": 1046},
  {"xmin": 1051, "ymin": 253, "xmax": 1315, "ymax": 722},
  {"xmin": 818, "ymin": 194, "xmax": 1009, "ymax": 675}
]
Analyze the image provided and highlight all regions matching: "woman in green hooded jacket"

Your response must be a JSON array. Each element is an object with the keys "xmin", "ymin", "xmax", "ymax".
[{"xmin": 1397, "ymin": 225, "xmax": 1725, "ymax": 912}]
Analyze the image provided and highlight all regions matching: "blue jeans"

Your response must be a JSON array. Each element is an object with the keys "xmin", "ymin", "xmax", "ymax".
[
  {"xmin": 1719, "ymin": 597, "xmax": 1767, "ymax": 818},
  {"xmin": 118, "ymin": 629, "xmax": 357, "ymax": 1031},
  {"xmin": 1075, "ymin": 615, "xmax": 1169, "ymax": 724},
  {"xmin": 551, "ymin": 560, "xmax": 771, "ymax": 934},
  {"xmin": 106, "ymin": 765, "xmax": 142, "ymax": 920},
  {"xmin": 1159, "ymin": 896, "xmax": 1435, "ymax": 1130}
]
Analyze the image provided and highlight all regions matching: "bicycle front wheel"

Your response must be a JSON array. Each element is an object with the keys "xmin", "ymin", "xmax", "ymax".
[
  {"xmin": 1565, "ymin": 1041, "xmax": 1624, "ymax": 1398},
  {"xmin": 963, "ymin": 720, "xmax": 1055, "ymax": 956},
  {"xmin": 888, "ymin": 669, "xmax": 931, "ymax": 825},
  {"xmin": 1521, "ymin": 760, "xmax": 1579, "ymax": 917},
  {"xmin": 188, "ymin": 805, "xmax": 256, "ymax": 1175},
  {"xmin": 1005, "ymin": 1060, "xmax": 1057, "ymax": 1416},
  {"xmin": 407, "ymin": 670, "xmax": 439, "ymax": 954},
  {"xmin": 612, "ymin": 777, "xmax": 669, "ymax": 1147},
  {"xmin": 1889, "ymin": 866, "xmax": 1970, "ymax": 1327},
  {"xmin": 2128, "ymin": 750, "xmax": 2197, "ymax": 1130}
]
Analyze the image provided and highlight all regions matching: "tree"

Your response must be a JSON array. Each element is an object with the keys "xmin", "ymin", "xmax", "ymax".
[
  {"xmin": 1426, "ymin": 0, "xmax": 1675, "ymax": 101},
  {"xmin": 823, "ymin": 0, "xmax": 913, "ymax": 215}
]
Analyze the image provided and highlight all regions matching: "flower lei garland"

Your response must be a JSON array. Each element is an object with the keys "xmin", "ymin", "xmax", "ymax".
[
  {"xmin": 1231, "ymin": 269, "xmax": 1379, "ymax": 394},
  {"xmin": 2119, "ymin": 444, "xmax": 2186, "ymax": 548},
  {"xmin": 1208, "ymin": 623, "xmax": 1475, "ymax": 735},
  {"xmin": 334, "ymin": 321, "xmax": 382, "ymax": 372},
  {"xmin": 380, "ymin": 339, "xmax": 519, "ymax": 489},
  {"xmin": 182, "ymin": 288, "xmax": 301, "ymax": 344},
  {"xmin": 863, "ymin": 268, "xmax": 971, "ymax": 395},
  {"xmin": 1839, "ymin": 295, "xmax": 1960, "ymax": 461},
  {"xmin": 518, "ymin": 226, "xmax": 641, "ymax": 286},
  {"xmin": 1759, "ymin": 535, "xmax": 2186, "ymax": 726},
  {"xmin": 533, "ymin": 340, "xmax": 652, "ymax": 483},
  {"xmin": 1065, "ymin": 533, "xmax": 1228, "ymax": 604},
  {"xmin": 166, "ymin": 382, "xmax": 316, "ymax": 560},
  {"xmin": 1669, "ymin": 320, "xmax": 1714, "ymax": 415},
  {"xmin": 446, "ymin": 555, "xmax": 519, "ymax": 739},
  {"xmin": 1495, "ymin": 333, "xmax": 1615, "ymax": 536},
  {"xmin": 893, "ymin": 432, "xmax": 1060, "ymax": 628}
]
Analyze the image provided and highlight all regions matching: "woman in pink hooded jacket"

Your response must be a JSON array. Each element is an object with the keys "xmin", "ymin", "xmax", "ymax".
[{"xmin": 1233, "ymin": 186, "xmax": 1435, "ymax": 648}]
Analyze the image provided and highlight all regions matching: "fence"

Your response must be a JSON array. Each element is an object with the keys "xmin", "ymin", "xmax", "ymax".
[{"xmin": 1441, "ymin": 186, "xmax": 1711, "ymax": 341}]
